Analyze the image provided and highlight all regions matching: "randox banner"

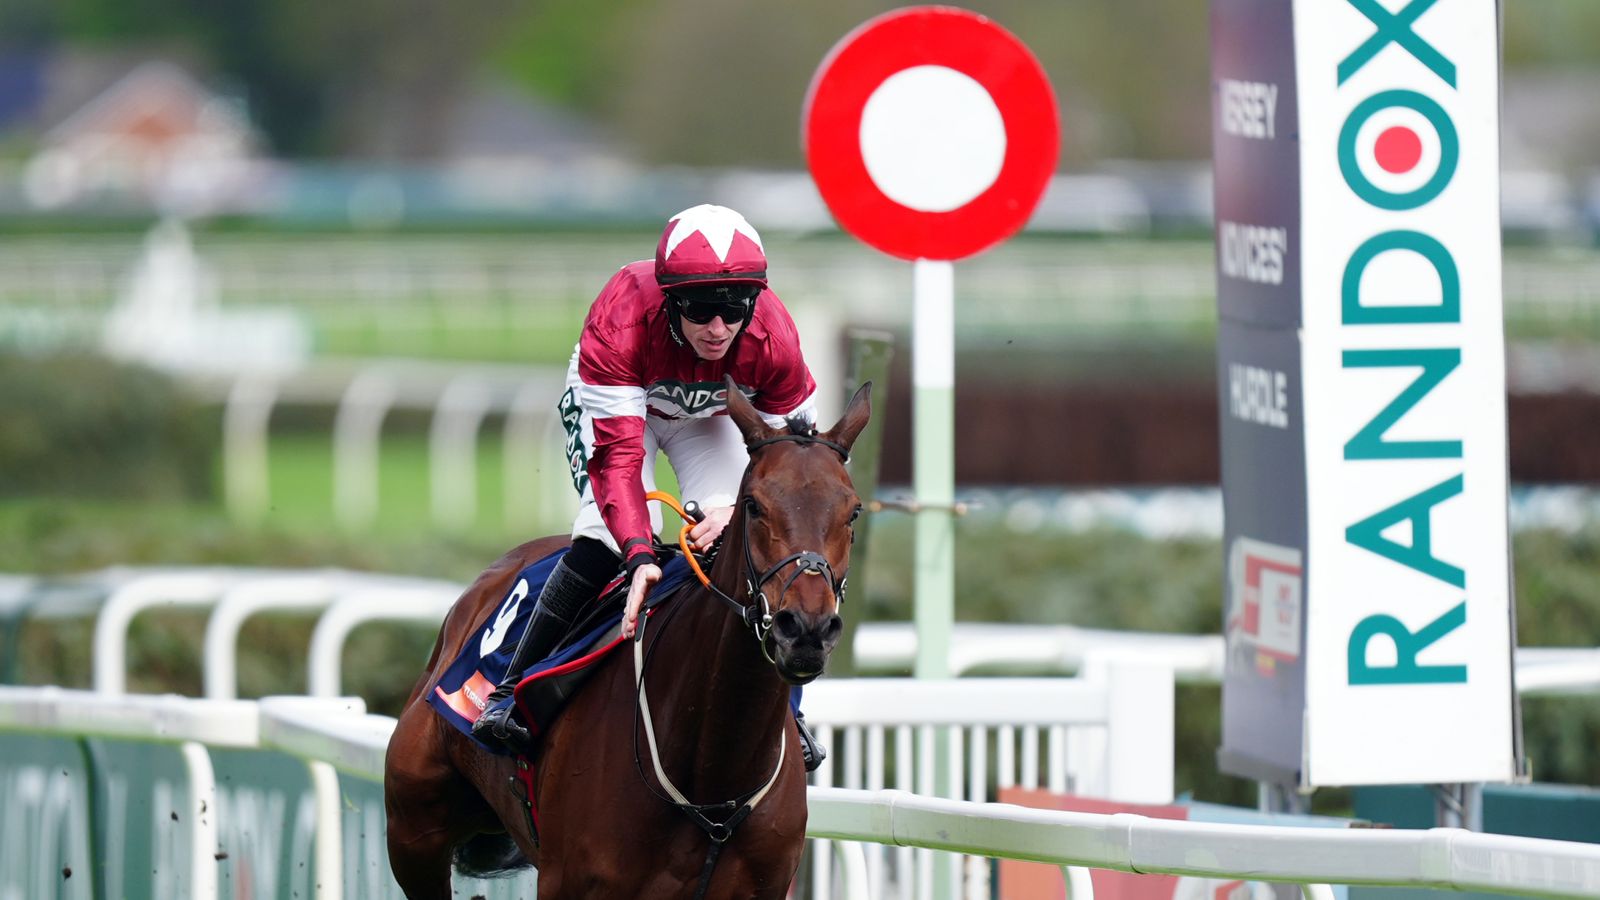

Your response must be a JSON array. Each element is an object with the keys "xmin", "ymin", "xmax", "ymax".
[{"xmin": 1212, "ymin": 0, "xmax": 1521, "ymax": 789}]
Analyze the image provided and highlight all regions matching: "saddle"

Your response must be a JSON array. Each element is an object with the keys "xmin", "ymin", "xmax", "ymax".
[{"xmin": 427, "ymin": 546, "xmax": 695, "ymax": 757}]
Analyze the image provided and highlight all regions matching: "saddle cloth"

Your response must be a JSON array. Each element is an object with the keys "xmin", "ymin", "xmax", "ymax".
[{"xmin": 428, "ymin": 549, "xmax": 694, "ymax": 755}]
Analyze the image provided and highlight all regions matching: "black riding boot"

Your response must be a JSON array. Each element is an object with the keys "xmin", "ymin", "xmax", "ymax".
[
  {"xmin": 794, "ymin": 711, "xmax": 827, "ymax": 773},
  {"xmin": 471, "ymin": 554, "xmax": 602, "ymax": 751}
]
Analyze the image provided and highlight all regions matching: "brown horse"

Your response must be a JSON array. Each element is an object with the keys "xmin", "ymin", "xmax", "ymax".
[{"xmin": 384, "ymin": 377, "xmax": 871, "ymax": 899}]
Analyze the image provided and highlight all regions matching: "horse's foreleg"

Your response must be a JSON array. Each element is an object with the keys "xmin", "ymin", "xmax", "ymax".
[
  {"xmin": 386, "ymin": 822, "xmax": 455, "ymax": 900},
  {"xmin": 385, "ymin": 704, "xmax": 467, "ymax": 900}
]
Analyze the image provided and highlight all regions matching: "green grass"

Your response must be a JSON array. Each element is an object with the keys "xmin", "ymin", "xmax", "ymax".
[
  {"xmin": 262, "ymin": 433, "xmax": 510, "ymax": 537},
  {"xmin": 313, "ymin": 319, "xmax": 584, "ymax": 364},
  {"xmin": 0, "ymin": 499, "xmax": 506, "ymax": 580},
  {"xmin": 255, "ymin": 431, "xmax": 684, "ymax": 542}
]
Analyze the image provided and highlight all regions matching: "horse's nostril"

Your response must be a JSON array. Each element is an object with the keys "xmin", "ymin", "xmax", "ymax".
[
  {"xmin": 822, "ymin": 614, "xmax": 843, "ymax": 646},
  {"xmin": 771, "ymin": 609, "xmax": 803, "ymax": 642}
]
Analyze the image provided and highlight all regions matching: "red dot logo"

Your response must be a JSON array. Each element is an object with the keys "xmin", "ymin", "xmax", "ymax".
[{"xmin": 1374, "ymin": 126, "xmax": 1422, "ymax": 174}]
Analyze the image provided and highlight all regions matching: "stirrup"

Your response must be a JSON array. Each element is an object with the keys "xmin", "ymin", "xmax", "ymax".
[
  {"xmin": 796, "ymin": 717, "xmax": 827, "ymax": 773},
  {"xmin": 472, "ymin": 698, "xmax": 532, "ymax": 752}
]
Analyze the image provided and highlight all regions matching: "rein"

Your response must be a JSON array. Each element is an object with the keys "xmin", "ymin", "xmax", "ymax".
[{"xmin": 627, "ymin": 432, "xmax": 849, "ymax": 899}]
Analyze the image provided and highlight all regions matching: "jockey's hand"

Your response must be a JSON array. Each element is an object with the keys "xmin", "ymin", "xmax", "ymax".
[
  {"xmin": 622, "ymin": 562, "xmax": 662, "ymax": 640},
  {"xmin": 688, "ymin": 505, "xmax": 735, "ymax": 552}
]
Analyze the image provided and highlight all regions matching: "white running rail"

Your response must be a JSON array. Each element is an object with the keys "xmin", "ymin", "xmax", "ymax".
[
  {"xmin": 305, "ymin": 584, "xmax": 460, "ymax": 697},
  {"xmin": 6, "ymin": 687, "xmax": 1600, "ymax": 899},
  {"xmin": 807, "ymin": 787, "xmax": 1600, "ymax": 898},
  {"xmin": 10, "ymin": 565, "xmax": 1600, "ymax": 700},
  {"xmin": 853, "ymin": 622, "xmax": 1600, "ymax": 694},
  {"xmin": 804, "ymin": 666, "xmax": 1174, "ymax": 900}
]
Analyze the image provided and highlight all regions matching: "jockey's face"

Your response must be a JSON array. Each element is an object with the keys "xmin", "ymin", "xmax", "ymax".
[{"xmin": 682, "ymin": 313, "xmax": 743, "ymax": 360}]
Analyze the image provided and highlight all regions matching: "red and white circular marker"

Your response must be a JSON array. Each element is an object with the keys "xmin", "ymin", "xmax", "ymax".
[{"xmin": 803, "ymin": 7, "xmax": 1059, "ymax": 262}]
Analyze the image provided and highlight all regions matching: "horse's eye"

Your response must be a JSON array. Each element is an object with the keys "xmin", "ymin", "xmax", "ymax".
[
  {"xmin": 746, "ymin": 500, "xmax": 764, "ymax": 519},
  {"xmin": 848, "ymin": 504, "xmax": 862, "ymax": 524}
]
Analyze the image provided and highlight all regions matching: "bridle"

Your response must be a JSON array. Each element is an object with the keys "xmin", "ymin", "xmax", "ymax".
[{"xmin": 667, "ymin": 431, "xmax": 853, "ymax": 656}]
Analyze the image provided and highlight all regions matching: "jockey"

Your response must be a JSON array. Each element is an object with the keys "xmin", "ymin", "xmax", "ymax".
[{"xmin": 473, "ymin": 203, "xmax": 829, "ymax": 770}]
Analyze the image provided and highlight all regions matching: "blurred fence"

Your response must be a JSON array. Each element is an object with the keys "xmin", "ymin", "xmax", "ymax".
[
  {"xmin": 7, "ymin": 564, "xmax": 1600, "ymax": 698},
  {"xmin": 0, "ymin": 656, "xmax": 1177, "ymax": 899},
  {"xmin": 933, "ymin": 485, "xmax": 1600, "ymax": 539},
  {"xmin": 0, "ymin": 233, "xmax": 1214, "ymax": 353},
  {"xmin": 203, "ymin": 358, "xmax": 575, "ymax": 532},
  {"xmin": 212, "ymin": 350, "xmax": 1600, "ymax": 534},
  {"xmin": 4, "ymin": 232, "xmax": 1600, "ymax": 361},
  {"xmin": 9, "ymin": 564, "xmax": 1600, "ymax": 897},
  {"xmin": 7, "ymin": 686, "xmax": 1600, "ymax": 899}
]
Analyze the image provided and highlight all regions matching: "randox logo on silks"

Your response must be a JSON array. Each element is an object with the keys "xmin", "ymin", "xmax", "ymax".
[
  {"xmin": 558, "ymin": 388, "xmax": 589, "ymax": 494},
  {"xmin": 646, "ymin": 380, "xmax": 750, "ymax": 417}
]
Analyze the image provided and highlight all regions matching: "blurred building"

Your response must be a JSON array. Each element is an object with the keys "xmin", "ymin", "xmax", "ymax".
[
  {"xmin": 21, "ymin": 60, "xmax": 265, "ymax": 215},
  {"xmin": 0, "ymin": 48, "xmax": 1593, "ymax": 240}
]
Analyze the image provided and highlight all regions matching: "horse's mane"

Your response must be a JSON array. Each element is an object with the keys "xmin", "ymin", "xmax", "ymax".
[{"xmin": 783, "ymin": 416, "xmax": 816, "ymax": 437}]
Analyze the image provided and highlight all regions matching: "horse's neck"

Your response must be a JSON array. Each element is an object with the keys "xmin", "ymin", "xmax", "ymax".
[{"xmin": 647, "ymin": 548, "xmax": 791, "ymax": 796}]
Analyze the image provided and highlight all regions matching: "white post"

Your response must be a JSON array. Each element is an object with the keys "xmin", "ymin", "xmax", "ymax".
[
  {"xmin": 793, "ymin": 304, "xmax": 844, "ymax": 426},
  {"xmin": 429, "ymin": 377, "xmax": 492, "ymax": 532},
  {"xmin": 180, "ymin": 741, "xmax": 221, "ymax": 900},
  {"xmin": 333, "ymin": 371, "xmax": 395, "ymax": 530},
  {"xmin": 913, "ymin": 258, "xmax": 957, "ymax": 899},
  {"xmin": 308, "ymin": 760, "xmax": 345, "ymax": 900},
  {"xmin": 223, "ymin": 376, "xmax": 277, "ymax": 524},
  {"xmin": 911, "ymin": 258, "xmax": 955, "ymax": 680},
  {"xmin": 203, "ymin": 576, "xmax": 343, "ymax": 700},
  {"xmin": 503, "ymin": 380, "xmax": 547, "ymax": 536},
  {"xmin": 93, "ymin": 573, "xmax": 234, "ymax": 694},
  {"xmin": 307, "ymin": 587, "xmax": 458, "ymax": 697}
]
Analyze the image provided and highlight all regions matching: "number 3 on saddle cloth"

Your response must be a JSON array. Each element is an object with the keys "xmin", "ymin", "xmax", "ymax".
[{"xmin": 428, "ymin": 548, "xmax": 696, "ymax": 756}]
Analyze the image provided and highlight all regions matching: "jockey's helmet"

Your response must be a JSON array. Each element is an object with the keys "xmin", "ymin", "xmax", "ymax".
[{"xmin": 656, "ymin": 204, "xmax": 766, "ymax": 344}]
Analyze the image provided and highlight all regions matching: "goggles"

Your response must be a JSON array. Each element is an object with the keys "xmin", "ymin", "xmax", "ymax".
[{"xmin": 670, "ymin": 285, "xmax": 759, "ymax": 325}]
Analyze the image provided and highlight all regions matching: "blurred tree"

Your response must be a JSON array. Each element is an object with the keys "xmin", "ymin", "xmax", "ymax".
[
  {"xmin": 27, "ymin": 0, "xmax": 1600, "ymax": 165},
  {"xmin": 41, "ymin": 0, "xmax": 516, "ymax": 158},
  {"xmin": 1504, "ymin": 0, "xmax": 1600, "ymax": 66},
  {"xmin": 0, "ymin": 0, "xmax": 61, "ymax": 48},
  {"xmin": 46, "ymin": 0, "xmax": 199, "ymax": 44},
  {"xmin": 486, "ymin": 0, "xmax": 1214, "ymax": 167},
  {"xmin": 486, "ymin": 0, "xmax": 651, "ymax": 113},
  {"xmin": 290, "ymin": 0, "xmax": 519, "ymax": 160}
]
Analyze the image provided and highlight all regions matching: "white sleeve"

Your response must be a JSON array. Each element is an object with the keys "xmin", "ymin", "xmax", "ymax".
[{"xmin": 758, "ymin": 387, "xmax": 817, "ymax": 430}]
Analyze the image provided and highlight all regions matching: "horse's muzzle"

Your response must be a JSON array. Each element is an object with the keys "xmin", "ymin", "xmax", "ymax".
[{"xmin": 768, "ymin": 608, "xmax": 843, "ymax": 684}]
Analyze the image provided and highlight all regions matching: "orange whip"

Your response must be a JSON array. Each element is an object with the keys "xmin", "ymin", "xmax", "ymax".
[{"xmin": 645, "ymin": 490, "xmax": 716, "ymax": 589}]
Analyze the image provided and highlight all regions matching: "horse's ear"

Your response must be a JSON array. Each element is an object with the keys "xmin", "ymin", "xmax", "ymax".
[
  {"xmin": 824, "ymin": 381, "xmax": 872, "ymax": 452},
  {"xmin": 723, "ymin": 375, "xmax": 776, "ymax": 445}
]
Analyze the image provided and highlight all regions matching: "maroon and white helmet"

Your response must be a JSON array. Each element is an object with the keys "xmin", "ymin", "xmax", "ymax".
[{"xmin": 654, "ymin": 204, "xmax": 768, "ymax": 290}]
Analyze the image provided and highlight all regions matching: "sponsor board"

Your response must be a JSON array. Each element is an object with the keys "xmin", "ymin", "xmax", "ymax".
[
  {"xmin": 1295, "ymin": 0, "xmax": 1515, "ymax": 787},
  {"xmin": 1212, "ymin": 0, "xmax": 1519, "ymax": 788},
  {"xmin": 1227, "ymin": 536, "xmax": 1304, "ymax": 670}
]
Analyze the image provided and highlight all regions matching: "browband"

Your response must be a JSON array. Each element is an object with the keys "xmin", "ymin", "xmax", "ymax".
[{"xmin": 746, "ymin": 433, "xmax": 849, "ymax": 461}]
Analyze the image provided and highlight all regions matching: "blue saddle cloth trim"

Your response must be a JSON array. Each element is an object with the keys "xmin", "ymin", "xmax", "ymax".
[{"xmin": 427, "ymin": 551, "xmax": 696, "ymax": 754}]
